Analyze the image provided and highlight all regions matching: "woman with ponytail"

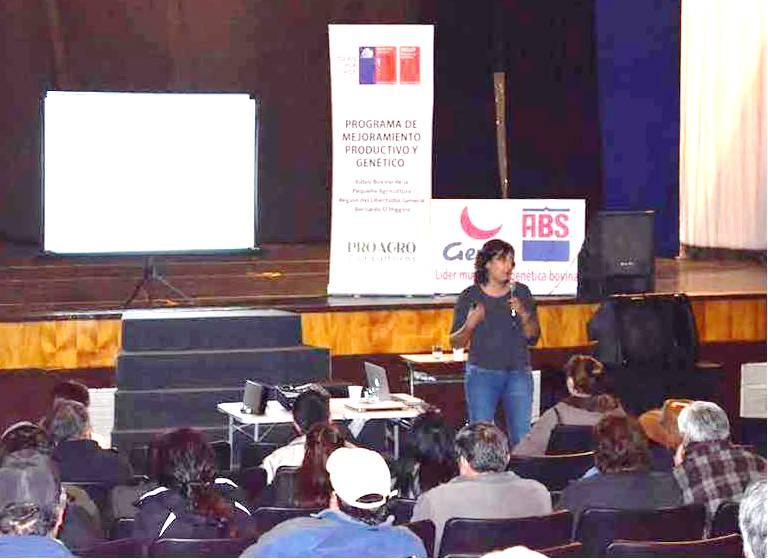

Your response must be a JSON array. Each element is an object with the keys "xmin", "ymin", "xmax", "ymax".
[
  {"xmin": 132, "ymin": 428, "xmax": 255, "ymax": 545},
  {"xmin": 513, "ymin": 355, "xmax": 624, "ymax": 456},
  {"xmin": 294, "ymin": 423, "xmax": 347, "ymax": 508}
]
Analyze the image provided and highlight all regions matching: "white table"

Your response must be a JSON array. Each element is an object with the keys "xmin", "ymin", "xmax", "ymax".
[{"xmin": 217, "ymin": 396, "xmax": 425, "ymax": 468}]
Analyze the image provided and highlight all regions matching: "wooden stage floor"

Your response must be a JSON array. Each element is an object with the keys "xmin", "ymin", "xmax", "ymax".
[{"xmin": 0, "ymin": 243, "xmax": 764, "ymax": 371}]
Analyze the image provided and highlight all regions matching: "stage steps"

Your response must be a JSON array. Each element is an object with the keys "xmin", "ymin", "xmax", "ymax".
[{"xmin": 111, "ymin": 308, "xmax": 329, "ymax": 453}]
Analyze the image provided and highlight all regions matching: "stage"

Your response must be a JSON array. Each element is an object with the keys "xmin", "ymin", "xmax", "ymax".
[
  {"xmin": 0, "ymin": 242, "xmax": 764, "ymax": 441},
  {"xmin": 0, "ymin": 243, "xmax": 764, "ymax": 371}
]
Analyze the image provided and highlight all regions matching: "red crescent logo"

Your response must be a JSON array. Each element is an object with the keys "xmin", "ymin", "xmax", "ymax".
[{"xmin": 460, "ymin": 207, "xmax": 502, "ymax": 240}]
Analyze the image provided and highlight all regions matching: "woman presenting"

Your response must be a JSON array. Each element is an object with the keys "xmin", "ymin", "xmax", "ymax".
[{"xmin": 449, "ymin": 238, "xmax": 541, "ymax": 446}]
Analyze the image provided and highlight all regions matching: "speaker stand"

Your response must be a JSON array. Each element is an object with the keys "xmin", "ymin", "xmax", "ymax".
[{"xmin": 123, "ymin": 256, "xmax": 194, "ymax": 308}]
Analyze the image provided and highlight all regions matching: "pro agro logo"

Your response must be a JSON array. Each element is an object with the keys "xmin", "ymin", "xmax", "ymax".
[
  {"xmin": 359, "ymin": 46, "xmax": 421, "ymax": 85},
  {"xmin": 460, "ymin": 207, "xmax": 502, "ymax": 240},
  {"xmin": 521, "ymin": 207, "xmax": 571, "ymax": 261}
]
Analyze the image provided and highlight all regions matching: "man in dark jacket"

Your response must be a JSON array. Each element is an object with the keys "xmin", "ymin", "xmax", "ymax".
[{"xmin": 44, "ymin": 399, "xmax": 132, "ymax": 487}]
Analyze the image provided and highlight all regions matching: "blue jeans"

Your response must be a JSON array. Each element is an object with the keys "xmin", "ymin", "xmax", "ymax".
[{"xmin": 464, "ymin": 363, "xmax": 533, "ymax": 447}]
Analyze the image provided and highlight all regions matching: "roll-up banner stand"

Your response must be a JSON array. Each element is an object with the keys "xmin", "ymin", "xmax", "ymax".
[{"xmin": 328, "ymin": 25, "xmax": 435, "ymax": 295}]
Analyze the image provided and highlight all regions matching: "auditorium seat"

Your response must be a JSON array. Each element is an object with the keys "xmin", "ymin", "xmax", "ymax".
[
  {"xmin": 253, "ymin": 506, "xmax": 322, "ymax": 534},
  {"xmin": 546, "ymin": 425, "xmax": 594, "ymax": 455},
  {"xmin": 710, "ymin": 500, "xmax": 740, "ymax": 537},
  {"xmin": 605, "ymin": 533, "xmax": 743, "ymax": 557},
  {"xmin": 109, "ymin": 517, "xmax": 135, "ymax": 541},
  {"xmin": 539, "ymin": 541, "xmax": 584, "ymax": 557},
  {"xmin": 389, "ymin": 497, "xmax": 417, "ymax": 525},
  {"xmin": 74, "ymin": 538, "xmax": 141, "ymax": 557},
  {"xmin": 574, "ymin": 503, "xmax": 707, "ymax": 556},
  {"xmin": 405, "ymin": 519, "xmax": 436, "ymax": 557},
  {"xmin": 437, "ymin": 510, "xmax": 573, "ymax": 557},
  {"xmin": 508, "ymin": 451, "xmax": 594, "ymax": 491},
  {"xmin": 148, "ymin": 537, "xmax": 251, "ymax": 557},
  {"xmin": 272, "ymin": 466, "xmax": 301, "ymax": 506}
]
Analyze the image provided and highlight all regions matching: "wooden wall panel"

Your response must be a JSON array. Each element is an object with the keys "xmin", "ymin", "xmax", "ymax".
[
  {"xmin": 0, "ymin": 296, "xmax": 763, "ymax": 369},
  {"xmin": 301, "ymin": 309, "xmax": 455, "ymax": 356},
  {"xmin": 0, "ymin": 320, "xmax": 121, "ymax": 370},
  {"xmin": 692, "ymin": 298, "xmax": 766, "ymax": 343}
]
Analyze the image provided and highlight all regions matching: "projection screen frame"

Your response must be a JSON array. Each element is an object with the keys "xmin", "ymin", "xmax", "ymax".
[{"xmin": 41, "ymin": 90, "xmax": 261, "ymax": 256}]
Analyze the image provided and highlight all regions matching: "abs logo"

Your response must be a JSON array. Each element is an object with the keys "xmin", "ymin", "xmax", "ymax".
[{"xmin": 521, "ymin": 208, "xmax": 570, "ymax": 262}]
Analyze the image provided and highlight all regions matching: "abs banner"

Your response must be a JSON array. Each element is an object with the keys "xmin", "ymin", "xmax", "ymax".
[
  {"xmin": 328, "ymin": 25, "xmax": 434, "ymax": 295},
  {"xmin": 432, "ymin": 199, "xmax": 585, "ymax": 295}
]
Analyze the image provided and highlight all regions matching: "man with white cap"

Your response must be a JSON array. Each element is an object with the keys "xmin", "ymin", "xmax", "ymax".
[
  {"xmin": 0, "ymin": 450, "xmax": 72, "ymax": 557},
  {"xmin": 241, "ymin": 447, "xmax": 426, "ymax": 557}
]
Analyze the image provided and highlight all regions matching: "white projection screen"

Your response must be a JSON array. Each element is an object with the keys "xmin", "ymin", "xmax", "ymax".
[{"xmin": 43, "ymin": 91, "xmax": 257, "ymax": 253}]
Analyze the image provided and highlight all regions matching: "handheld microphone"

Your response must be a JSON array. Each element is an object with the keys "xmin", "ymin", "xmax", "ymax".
[{"xmin": 508, "ymin": 280, "xmax": 517, "ymax": 317}]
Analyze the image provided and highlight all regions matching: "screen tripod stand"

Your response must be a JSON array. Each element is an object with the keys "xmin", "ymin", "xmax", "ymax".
[{"xmin": 123, "ymin": 256, "xmax": 194, "ymax": 308}]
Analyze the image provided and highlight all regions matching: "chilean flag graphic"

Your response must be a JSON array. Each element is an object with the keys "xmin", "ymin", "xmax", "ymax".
[{"xmin": 359, "ymin": 47, "xmax": 396, "ymax": 84}]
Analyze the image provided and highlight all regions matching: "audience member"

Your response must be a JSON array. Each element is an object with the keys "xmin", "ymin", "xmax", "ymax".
[
  {"xmin": 295, "ymin": 423, "xmax": 346, "ymax": 508},
  {"xmin": 0, "ymin": 422, "xmax": 104, "ymax": 550},
  {"xmin": 132, "ymin": 428, "xmax": 254, "ymax": 544},
  {"xmin": 241, "ymin": 447, "xmax": 426, "ymax": 557},
  {"xmin": 673, "ymin": 401, "xmax": 766, "ymax": 518},
  {"xmin": 44, "ymin": 381, "xmax": 109, "ymax": 449},
  {"xmin": 392, "ymin": 410, "xmax": 458, "ymax": 499},
  {"xmin": 260, "ymin": 386, "xmax": 332, "ymax": 484},
  {"xmin": 638, "ymin": 398, "xmax": 692, "ymax": 471},
  {"xmin": 50, "ymin": 380, "xmax": 90, "ymax": 408},
  {"xmin": 412, "ymin": 422, "xmax": 551, "ymax": 554},
  {"xmin": 43, "ymin": 399, "xmax": 132, "ymax": 487},
  {"xmin": 513, "ymin": 355, "xmax": 622, "ymax": 456},
  {"xmin": 0, "ymin": 451, "xmax": 71, "ymax": 557},
  {"xmin": 739, "ymin": 479, "xmax": 766, "ymax": 558},
  {"xmin": 0, "ymin": 421, "xmax": 54, "ymax": 462},
  {"xmin": 557, "ymin": 415, "xmax": 681, "ymax": 522}
]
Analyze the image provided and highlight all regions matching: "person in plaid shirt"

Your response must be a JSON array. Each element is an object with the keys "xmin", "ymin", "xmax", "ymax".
[{"xmin": 673, "ymin": 401, "xmax": 766, "ymax": 521}]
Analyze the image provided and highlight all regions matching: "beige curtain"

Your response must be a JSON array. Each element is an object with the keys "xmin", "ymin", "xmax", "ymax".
[{"xmin": 680, "ymin": 0, "xmax": 766, "ymax": 250}]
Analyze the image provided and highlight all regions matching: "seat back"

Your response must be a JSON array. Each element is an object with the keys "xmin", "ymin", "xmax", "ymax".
[
  {"xmin": 508, "ymin": 452, "xmax": 594, "ymax": 491},
  {"xmin": 546, "ymin": 425, "xmax": 594, "ymax": 455},
  {"xmin": 606, "ymin": 533, "xmax": 743, "ymax": 558},
  {"xmin": 438, "ymin": 510, "xmax": 573, "ymax": 557},
  {"xmin": 63, "ymin": 482, "xmax": 110, "ymax": 519},
  {"xmin": 575, "ymin": 503, "xmax": 707, "ymax": 557},
  {"xmin": 149, "ymin": 537, "xmax": 249, "ymax": 557},
  {"xmin": 405, "ymin": 519, "xmax": 436, "ymax": 557},
  {"xmin": 253, "ymin": 506, "xmax": 322, "ymax": 534},
  {"xmin": 129, "ymin": 444, "xmax": 150, "ymax": 475},
  {"xmin": 239, "ymin": 466, "xmax": 268, "ymax": 503},
  {"xmin": 389, "ymin": 497, "xmax": 417, "ymax": 525},
  {"xmin": 240, "ymin": 442, "xmax": 279, "ymax": 470},
  {"xmin": 539, "ymin": 542, "xmax": 584, "ymax": 557},
  {"xmin": 74, "ymin": 538, "xmax": 141, "ymax": 558},
  {"xmin": 210, "ymin": 440, "xmax": 231, "ymax": 473},
  {"xmin": 272, "ymin": 466, "xmax": 301, "ymax": 506},
  {"xmin": 711, "ymin": 500, "xmax": 740, "ymax": 537},
  {"xmin": 109, "ymin": 516, "xmax": 136, "ymax": 541}
]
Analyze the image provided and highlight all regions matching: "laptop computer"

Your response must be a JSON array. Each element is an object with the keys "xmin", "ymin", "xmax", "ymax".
[
  {"xmin": 343, "ymin": 362, "xmax": 410, "ymax": 412},
  {"xmin": 364, "ymin": 361, "xmax": 392, "ymax": 401}
]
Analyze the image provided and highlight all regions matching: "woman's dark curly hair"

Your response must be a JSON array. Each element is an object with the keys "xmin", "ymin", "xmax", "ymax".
[
  {"xmin": 474, "ymin": 239, "xmax": 514, "ymax": 285},
  {"xmin": 394, "ymin": 410, "xmax": 458, "ymax": 498},
  {"xmin": 149, "ymin": 428, "xmax": 236, "ymax": 534},
  {"xmin": 594, "ymin": 415, "xmax": 651, "ymax": 474},
  {"xmin": 564, "ymin": 355, "xmax": 619, "ymax": 412}
]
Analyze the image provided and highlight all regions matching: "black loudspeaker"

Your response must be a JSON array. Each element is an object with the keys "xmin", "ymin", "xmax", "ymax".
[
  {"xmin": 578, "ymin": 210, "xmax": 655, "ymax": 300},
  {"xmin": 242, "ymin": 380, "xmax": 268, "ymax": 415}
]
